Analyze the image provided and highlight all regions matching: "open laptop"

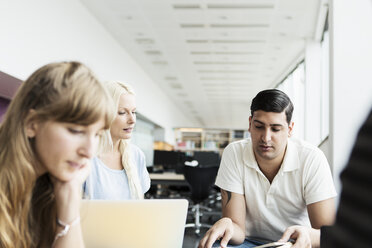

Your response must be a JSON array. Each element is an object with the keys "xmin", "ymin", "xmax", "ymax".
[{"xmin": 80, "ymin": 199, "xmax": 188, "ymax": 248}]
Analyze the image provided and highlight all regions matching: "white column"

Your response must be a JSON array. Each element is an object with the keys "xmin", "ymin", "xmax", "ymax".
[
  {"xmin": 329, "ymin": 0, "xmax": 372, "ymax": 193},
  {"xmin": 304, "ymin": 40, "xmax": 322, "ymax": 146}
]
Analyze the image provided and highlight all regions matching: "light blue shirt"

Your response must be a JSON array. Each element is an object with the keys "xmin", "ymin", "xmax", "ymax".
[{"xmin": 83, "ymin": 144, "xmax": 151, "ymax": 200}]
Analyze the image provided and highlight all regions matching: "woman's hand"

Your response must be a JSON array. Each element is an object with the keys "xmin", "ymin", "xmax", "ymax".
[
  {"xmin": 51, "ymin": 161, "xmax": 91, "ymax": 221},
  {"xmin": 50, "ymin": 161, "xmax": 91, "ymax": 248}
]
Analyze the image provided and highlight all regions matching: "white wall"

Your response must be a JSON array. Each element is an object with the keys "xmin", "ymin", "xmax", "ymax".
[
  {"xmin": 305, "ymin": 41, "xmax": 322, "ymax": 146},
  {"xmin": 0, "ymin": 0, "xmax": 196, "ymax": 144},
  {"xmin": 329, "ymin": 0, "xmax": 372, "ymax": 193}
]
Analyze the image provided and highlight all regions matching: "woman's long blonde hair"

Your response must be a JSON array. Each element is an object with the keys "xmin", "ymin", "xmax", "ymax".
[
  {"xmin": 99, "ymin": 81, "xmax": 143, "ymax": 199},
  {"xmin": 0, "ymin": 61, "xmax": 114, "ymax": 248}
]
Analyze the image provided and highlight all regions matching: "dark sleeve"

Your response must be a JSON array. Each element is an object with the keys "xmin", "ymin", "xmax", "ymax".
[{"xmin": 321, "ymin": 110, "xmax": 372, "ymax": 248}]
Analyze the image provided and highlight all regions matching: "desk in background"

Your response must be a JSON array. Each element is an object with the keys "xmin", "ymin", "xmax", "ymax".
[
  {"xmin": 148, "ymin": 172, "xmax": 189, "ymax": 198},
  {"xmin": 149, "ymin": 172, "xmax": 187, "ymax": 186}
]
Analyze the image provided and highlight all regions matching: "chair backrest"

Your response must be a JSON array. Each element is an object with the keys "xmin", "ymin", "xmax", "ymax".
[{"xmin": 183, "ymin": 165, "xmax": 219, "ymax": 203}]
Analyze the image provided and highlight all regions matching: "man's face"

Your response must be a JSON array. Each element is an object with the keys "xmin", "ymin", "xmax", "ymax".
[{"xmin": 248, "ymin": 110, "xmax": 293, "ymax": 162}]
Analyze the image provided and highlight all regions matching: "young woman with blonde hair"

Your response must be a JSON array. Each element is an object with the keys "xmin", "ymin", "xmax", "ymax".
[
  {"xmin": 84, "ymin": 81, "xmax": 150, "ymax": 200},
  {"xmin": 0, "ymin": 61, "xmax": 114, "ymax": 248}
]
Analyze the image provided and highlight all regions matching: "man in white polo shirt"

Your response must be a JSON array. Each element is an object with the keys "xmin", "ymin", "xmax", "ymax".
[{"xmin": 199, "ymin": 89, "xmax": 337, "ymax": 248}]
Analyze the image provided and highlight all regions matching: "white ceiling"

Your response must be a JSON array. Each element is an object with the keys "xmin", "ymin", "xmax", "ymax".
[{"xmin": 80, "ymin": 0, "xmax": 322, "ymax": 129}]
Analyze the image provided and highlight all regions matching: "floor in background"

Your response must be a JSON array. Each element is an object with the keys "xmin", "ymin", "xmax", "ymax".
[
  {"xmin": 182, "ymin": 198, "xmax": 222, "ymax": 248},
  {"xmin": 183, "ymin": 227, "xmax": 209, "ymax": 248}
]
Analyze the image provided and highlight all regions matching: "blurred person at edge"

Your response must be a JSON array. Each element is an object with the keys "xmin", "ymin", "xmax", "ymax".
[{"xmin": 0, "ymin": 61, "xmax": 114, "ymax": 247}]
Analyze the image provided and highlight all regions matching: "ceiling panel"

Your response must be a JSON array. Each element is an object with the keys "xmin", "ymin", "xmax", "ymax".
[{"xmin": 80, "ymin": 0, "xmax": 321, "ymax": 129}]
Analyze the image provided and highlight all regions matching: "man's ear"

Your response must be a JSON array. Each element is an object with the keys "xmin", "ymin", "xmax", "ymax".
[
  {"xmin": 248, "ymin": 116, "xmax": 252, "ymax": 132},
  {"xmin": 25, "ymin": 109, "xmax": 38, "ymax": 138},
  {"xmin": 288, "ymin": 121, "xmax": 294, "ymax": 137}
]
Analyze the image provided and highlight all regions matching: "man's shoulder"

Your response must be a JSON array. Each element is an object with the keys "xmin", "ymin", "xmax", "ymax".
[
  {"xmin": 227, "ymin": 138, "xmax": 251, "ymax": 149},
  {"xmin": 223, "ymin": 139, "xmax": 254, "ymax": 163},
  {"xmin": 289, "ymin": 138, "xmax": 324, "ymax": 158}
]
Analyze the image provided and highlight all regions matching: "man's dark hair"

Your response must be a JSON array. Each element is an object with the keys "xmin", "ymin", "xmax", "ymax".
[{"xmin": 250, "ymin": 89, "xmax": 294, "ymax": 124}]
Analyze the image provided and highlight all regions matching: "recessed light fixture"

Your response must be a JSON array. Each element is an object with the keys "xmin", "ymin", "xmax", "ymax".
[
  {"xmin": 198, "ymin": 70, "xmax": 254, "ymax": 74},
  {"xmin": 210, "ymin": 23, "xmax": 269, "ymax": 28},
  {"xmin": 165, "ymin": 76, "xmax": 178, "ymax": 80},
  {"xmin": 213, "ymin": 40, "xmax": 265, "ymax": 43},
  {"xmin": 207, "ymin": 4, "xmax": 274, "ymax": 9},
  {"xmin": 214, "ymin": 51, "xmax": 262, "ymax": 55},
  {"xmin": 152, "ymin": 61, "xmax": 168, "ymax": 65},
  {"xmin": 173, "ymin": 4, "xmax": 201, "ymax": 9},
  {"xmin": 190, "ymin": 51, "xmax": 211, "ymax": 55},
  {"xmin": 200, "ymin": 77, "xmax": 253, "ymax": 80},
  {"xmin": 180, "ymin": 24, "xmax": 205, "ymax": 28},
  {"xmin": 136, "ymin": 38, "xmax": 154, "ymax": 44},
  {"xmin": 145, "ymin": 50, "xmax": 162, "ymax": 55},
  {"xmin": 169, "ymin": 82, "xmax": 183, "ymax": 89},
  {"xmin": 194, "ymin": 61, "xmax": 258, "ymax": 65},
  {"xmin": 186, "ymin": 40, "xmax": 209, "ymax": 43}
]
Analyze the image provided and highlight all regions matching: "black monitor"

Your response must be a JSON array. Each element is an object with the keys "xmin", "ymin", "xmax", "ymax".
[
  {"xmin": 193, "ymin": 151, "xmax": 220, "ymax": 167},
  {"xmin": 153, "ymin": 150, "xmax": 180, "ymax": 171}
]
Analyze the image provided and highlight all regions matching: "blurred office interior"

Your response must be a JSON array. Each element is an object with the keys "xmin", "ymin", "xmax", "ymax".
[{"xmin": 1, "ymin": 0, "xmax": 371, "ymax": 246}]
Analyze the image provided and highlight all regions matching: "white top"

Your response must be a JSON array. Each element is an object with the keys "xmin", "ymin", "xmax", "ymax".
[
  {"xmin": 83, "ymin": 144, "xmax": 151, "ymax": 200},
  {"xmin": 215, "ymin": 138, "xmax": 337, "ymax": 241}
]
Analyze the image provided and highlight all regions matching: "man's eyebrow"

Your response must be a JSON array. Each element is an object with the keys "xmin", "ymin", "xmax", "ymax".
[
  {"xmin": 270, "ymin": 124, "xmax": 283, "ymax": 127},
  {"xmin": 253, "ymin": 120, "xmax": 265, "ymax": 125},
  {"xmin": 253, "ymin": 120, "xmax": 283, "ymax": 127}
]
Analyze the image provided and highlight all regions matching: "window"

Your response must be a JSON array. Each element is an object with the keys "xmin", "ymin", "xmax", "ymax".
[
  {"xmin": 277, "ymin": 62, "xmax": 306, "ymax": 140},
  {"xmin": 320, "ymin": 30, "xmax": 330, "ymax": 141}
]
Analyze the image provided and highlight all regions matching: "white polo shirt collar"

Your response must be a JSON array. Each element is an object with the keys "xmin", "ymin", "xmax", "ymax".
[{"xmin": 242, "ymin": 138, "xmax": 300, "ymax": 173}]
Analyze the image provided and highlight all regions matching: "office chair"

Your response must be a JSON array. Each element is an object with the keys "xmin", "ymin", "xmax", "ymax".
[{"xmin": 184, "ymin": 164, "xmax": 219, "ymax": 235}]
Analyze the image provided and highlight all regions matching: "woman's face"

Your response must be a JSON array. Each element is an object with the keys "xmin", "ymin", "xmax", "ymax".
[
  {"xmin": 27, "ymin": 119, "xmax": 105, "ymax": 181},
  {"xmin": 110, "ymin": 93, "xmax": 136, "ymax": 141}
]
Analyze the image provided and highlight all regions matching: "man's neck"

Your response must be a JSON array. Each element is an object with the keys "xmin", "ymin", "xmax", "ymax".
[{"xmin": 255, "ymin": 150, "xmax": 286, "ymax": 183}]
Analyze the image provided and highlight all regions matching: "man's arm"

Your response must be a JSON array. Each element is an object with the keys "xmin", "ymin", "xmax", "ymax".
[
  {"xmin": 278, "ymin": 198, "xmax": 336, "ymax": 248},
  {"xmin": 307, "ymin": 197, "xmax": 336, "ymax": 228},
  {"xmin": 198, "ymin": 189, "xmax": 246, "ymax": 248},
  {"xmin": 221, "ymin": 189, "xmax": 246, "ymax": 243}
]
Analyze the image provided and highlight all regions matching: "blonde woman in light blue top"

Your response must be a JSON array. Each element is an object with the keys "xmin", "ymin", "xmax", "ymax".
[{"xmin": 84, "ymin": 81, "xmax": 150, "ymax": 200}]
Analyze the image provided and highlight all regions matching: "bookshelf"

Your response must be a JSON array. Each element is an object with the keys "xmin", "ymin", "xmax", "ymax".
[{"xmin": 174, "ymin": 128, "xmax": 250, "ymax": 152}]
